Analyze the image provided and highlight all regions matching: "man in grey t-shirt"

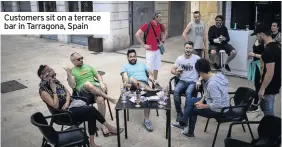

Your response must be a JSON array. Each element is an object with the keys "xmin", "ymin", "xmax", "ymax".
[{"xmin": 182, "ymin": 11, "xmax": 206, "ymax": 58}]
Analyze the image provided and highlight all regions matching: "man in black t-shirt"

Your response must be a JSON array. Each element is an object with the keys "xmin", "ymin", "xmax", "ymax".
[{"xmin": 253, "ymin": 24, "xmax": 281, "ymax": 116}]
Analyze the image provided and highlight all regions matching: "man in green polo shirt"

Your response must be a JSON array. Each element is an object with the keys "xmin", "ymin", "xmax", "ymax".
[{"xmin": 64, "ymin": 52, "xmax": 117, "ymax": 135}]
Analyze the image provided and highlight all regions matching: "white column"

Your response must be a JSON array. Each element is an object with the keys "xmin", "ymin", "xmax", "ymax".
[
  {"xmin": 28, "ymin": 1, "xmax": 40, "ymax": 37},
  {"xmin": 93, "ymin": 1, "xmax": 130, "ymax": 52},
  {"xmin": 56, "ymin": 1, "xmax": 70, "ymax": 43},
  {"xmin": 225, "ymin": 1, "xmax": 232, "ymax": 29}
]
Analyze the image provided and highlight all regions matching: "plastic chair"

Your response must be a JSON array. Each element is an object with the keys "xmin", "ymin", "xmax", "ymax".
[{"xmin": 30, "ymin": 112, "xmax": 90, "ymax": 147}]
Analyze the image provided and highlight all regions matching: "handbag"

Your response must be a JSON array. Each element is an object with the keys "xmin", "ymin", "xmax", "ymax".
[{"xmin": 150, "ymin": 23, "xmax": 165, "ymax": 55}]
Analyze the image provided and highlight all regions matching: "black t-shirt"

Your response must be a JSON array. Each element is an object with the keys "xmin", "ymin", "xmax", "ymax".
[
  {"xmin": 252, "ymin": 41, "xmax": 264, "ymax": 61},
  {"xmin": 261, "ymin": 42, "xmax": 281, "ymax": 94}
]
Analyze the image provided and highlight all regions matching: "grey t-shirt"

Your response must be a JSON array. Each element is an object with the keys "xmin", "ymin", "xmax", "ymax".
[
  {"xmin": 187, "ymin": 20, "xmax": 205, "ymax": 49},
  {"xmin": 174, "ymin": 54, "xmax": 200, "ymax": 82}
]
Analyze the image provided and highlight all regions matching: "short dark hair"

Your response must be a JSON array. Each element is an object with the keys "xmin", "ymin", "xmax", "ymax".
[
  {"xmin": 37, "ymin": 65, "xmax": 47, "ymax": 77},
  {"xmin": 272, "ymin": 21, "xmax": 280, "ymax": 28},
  {"xmin": 195, "ymin": 59, "xmax": 211, "ymax": 73},
  {"xmin": 184, "ymin": 41, "xmax": 194, "ymax": 47},
  {"xmin": 253, "ymin": 23, "xmax": 272, "ymax": 36},
  {"xmin": 153, "ymin": 11, "xmax": 162, "ymax": 19},
  {"xmin": 127, "ymin": 49, "xmax": 136, "ymax": 57},
  {"xmin": 215, "ymin": 15, "xmax": 224, "ymax": 21},
  {"xmin": 193, "ymin": 11, "xmax": 200, "ymax": 15}
]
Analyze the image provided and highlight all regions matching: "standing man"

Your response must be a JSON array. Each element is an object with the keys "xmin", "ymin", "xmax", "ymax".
[
  {"xmin": 182, "ymin": 11, "xmax": 206, "ymax": 58},
  {"xmin": 253, "ymin": 23, "xmax": 281, "ymax": 116},
  {"xmin": 208, "ymin": 15, "xmax": 237, "ymax": 71},
  {"xmin": 135, "ymin": 11, "xmax": 168, "ymax": 81},
  {"xmin": 271, "ymin": 22, "xmax": 281, "ymax": 43}
]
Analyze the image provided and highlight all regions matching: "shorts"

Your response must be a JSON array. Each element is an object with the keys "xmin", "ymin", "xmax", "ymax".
[
  {"xmin": 79, "ymin": 85, "xmax": 103, "ymax": 104},
  {"xmin": 208, "ymin": 44, "xmax": 235, "ymax": 56},
  {"xmin": 146, "ymin": 49, "xmax": 161, "ymax": 71},
  {"xmin": 130, "ymin": 80, "xmax": 149, "ymax": 91},
  {"xmin": 193, "ymin": 49, "xmax": 203, "ymax": 58}
]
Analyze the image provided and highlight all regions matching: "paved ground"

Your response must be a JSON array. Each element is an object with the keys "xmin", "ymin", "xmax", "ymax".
[{"xmin": 1, "ymin": 35, "xmax": 281, "ymax": 147}]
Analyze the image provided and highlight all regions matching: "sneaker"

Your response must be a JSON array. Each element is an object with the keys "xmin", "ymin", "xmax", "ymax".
[
  {"xmin": 213, "ymin": 63, "xmax": 220, "ymax": 69},
  {"xmin": 171, "ymin": 122, "xmax": 186, "ymax": 130},
  {"xmin": 225, "ymin": 64, "xmax": 231, "ymax": 71},
  {"xmin": 248, "ymin": 105, "xmax": 259, "ymax": 113},
  {"xmin": 176, "ymin": 113, "xmax": 183, "ymax": 122},
  {"xmin": 143, "ymin": 120, "xmax": 153, "ymax": 132},
  {"xmin": 181, "ymin": 130, "xmax": 195, "ymax": 138}
]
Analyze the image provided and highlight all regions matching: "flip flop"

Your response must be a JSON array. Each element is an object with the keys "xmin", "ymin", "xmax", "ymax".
[{"xmin": 108, "ymin": 128, "xmax": 124, "ymax": 136}]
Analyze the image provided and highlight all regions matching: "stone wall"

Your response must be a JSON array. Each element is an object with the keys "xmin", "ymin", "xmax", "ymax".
[
  {"xmin": 155, "ymin": 1, "xmax": 169, "ymax": 32},
  {"xmin": 93, "ymin": 1, "xmax": 130, "ymax": 52}
]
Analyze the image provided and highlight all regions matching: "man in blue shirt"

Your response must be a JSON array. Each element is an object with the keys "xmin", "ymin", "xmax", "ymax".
[{"xmin": 120, "ymin": 49, "xmax": 158, "ymax": 132}]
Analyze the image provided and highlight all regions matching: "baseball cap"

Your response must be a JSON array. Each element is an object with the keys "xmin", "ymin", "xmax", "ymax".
[{"xmin": 251, "ymin": 23, "xmax": 271, "ymax": 36}]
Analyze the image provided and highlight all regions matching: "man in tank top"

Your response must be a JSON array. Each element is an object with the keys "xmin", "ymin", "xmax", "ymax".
[{"xmin": 182, "ymin": 11, "xmax": 206, "ymax": 58}]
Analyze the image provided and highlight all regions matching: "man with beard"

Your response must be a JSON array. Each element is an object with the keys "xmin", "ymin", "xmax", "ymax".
[
  {"xmin": 64, "ymin": 52, "xmax": 117, "ymax": 136},
  {"xmin": 271, "ymin": 22, "xmax": 281, "ymax": 43},
  {"xmin": 135, "ymin": 11, "xmax": 168, "ymax": 82},
  {"xmin": 208, "ymin": 15, "xmax": 237, "ymax": 71},
  {"xmin": 120, "ymin": 49, "xmax": 158, "ymax": 132},
  {"xmin": 182, "ymin": 11, "xmax": 207, "ymax": 58},
  {"xmin": 170, "ymin": 41, "xmax": 201, "ymax": 122},
  {"xmin": 252, "ymin": 23, "xmax": 281, "ymax": 116}
]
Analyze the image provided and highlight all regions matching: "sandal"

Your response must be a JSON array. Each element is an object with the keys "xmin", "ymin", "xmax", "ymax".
[
  {"xmin": 108, "ymin": 128, "xmax": 124, "ymax": 136},
  {"xmin": 101, "ymin": 128, "xmax": 109, "ymax": 137}
]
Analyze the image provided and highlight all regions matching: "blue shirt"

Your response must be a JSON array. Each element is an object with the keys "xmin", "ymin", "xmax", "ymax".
[{"xmin": 120, "ymin": 62, "xmax": 148, "ymax": 82}]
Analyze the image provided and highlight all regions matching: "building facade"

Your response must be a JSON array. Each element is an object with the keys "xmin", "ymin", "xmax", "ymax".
[{"xmin": 1, "ymin": 1, "xmax": 225, "ymax": 52}]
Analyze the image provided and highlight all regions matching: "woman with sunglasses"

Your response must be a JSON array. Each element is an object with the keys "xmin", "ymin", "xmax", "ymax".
[{"xmin": 37, "ymin": 65, "xmax": 123, "ymax": 147}]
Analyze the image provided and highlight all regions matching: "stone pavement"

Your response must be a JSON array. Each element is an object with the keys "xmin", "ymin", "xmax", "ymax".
[{"xmin": 1, "ymin": 35, "xmax": 280, "ymax": 147}]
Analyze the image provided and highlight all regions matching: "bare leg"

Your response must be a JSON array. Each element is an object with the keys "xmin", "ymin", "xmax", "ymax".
[
  {"xmin": 153, "ymin": 70, "xmax": 158, "ymax": 80},
  {"xmin": 209, "ymin": 50, "xmax": 217, "ymax": 64},
  {"xmin": 144, "ymin": 109, "xmax": 150, "ymax": 120},
  {"xmin": 96, "ymin": 97, "xmax": 109, "ymax": 134},
  {"xmin": 83, "ymin": 82, "xmax": 117, "ymax": 104},
  {"xmin": 129, "ymin": 77, "xmax": 155, "ymax": 91},
  {"xmin": 89, "ymin": 135, "xmax": 101, "ymax": 147},
  {"xmin": 225, "ymin": 50, "xmax": 237, "ymax": 64}
]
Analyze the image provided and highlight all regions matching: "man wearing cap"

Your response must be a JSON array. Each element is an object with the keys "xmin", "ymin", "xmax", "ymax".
[
  {"xmin": 252, "ymin": 23, "xmax": 281, "ymax": 116},
  {"xmin": 135, "ymin": 11, "xmax": 168, "ymax": 82}
]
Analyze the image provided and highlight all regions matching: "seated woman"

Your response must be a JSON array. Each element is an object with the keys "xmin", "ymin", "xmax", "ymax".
[{"xmin": 37, "ymin": 65, "xmax": 123, "ymax": 147}]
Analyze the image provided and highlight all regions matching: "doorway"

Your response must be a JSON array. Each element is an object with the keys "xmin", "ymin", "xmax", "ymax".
[
  {"xmin": 168, "ymin": 1, "xmax": 185, "ymax": 38},
  {"xmin": 129, "ymin": 1, "xmax": 155, "ymax": 45}
]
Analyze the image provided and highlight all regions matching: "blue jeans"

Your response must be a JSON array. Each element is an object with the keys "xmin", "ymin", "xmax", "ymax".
[
  {"xmin": 260, "ymin": 94, "xmax": 276, "ymax": 116},
  {"xmin": 173, "ymin": 80, "xmax": 196, "ymax": 114},
  {"xmin": 181, "ymin": 98, "xmax": 221, "ymax": 134}
]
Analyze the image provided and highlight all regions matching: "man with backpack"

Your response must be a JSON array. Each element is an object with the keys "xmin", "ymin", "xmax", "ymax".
[{"xmin": 135, "ymin": 11, "xmax": 168, "ymax": 82}]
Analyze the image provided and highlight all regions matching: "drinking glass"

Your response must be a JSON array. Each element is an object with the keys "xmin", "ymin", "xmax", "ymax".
[{"xmin": 135, "ymin": 95, "xmax": 141, "ymax": 108}]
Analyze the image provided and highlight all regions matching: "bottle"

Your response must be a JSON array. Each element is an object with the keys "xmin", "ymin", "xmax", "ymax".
[{"xmin": 136, "ymin": 83, "xmax": 141, "ymax": 101}]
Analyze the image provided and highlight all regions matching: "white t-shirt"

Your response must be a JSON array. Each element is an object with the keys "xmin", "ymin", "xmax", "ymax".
[{"xmin": 174, "ymin": 54, "xmax": 200, "ymax": 82}]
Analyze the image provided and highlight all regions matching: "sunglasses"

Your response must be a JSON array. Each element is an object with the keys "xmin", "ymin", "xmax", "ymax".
[{"xmin": 76, "ymin": 57, "xmax": 83, "ymax": 61}]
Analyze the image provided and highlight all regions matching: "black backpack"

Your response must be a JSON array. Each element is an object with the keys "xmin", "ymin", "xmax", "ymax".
[{"xmin": 143, "ymin": 21, "xmax": 163, "ymax": 44}]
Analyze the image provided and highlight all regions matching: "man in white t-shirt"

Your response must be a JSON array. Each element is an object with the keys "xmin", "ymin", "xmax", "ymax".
[{"xmin": 170, "ymin": 41, "xmax": 201, "ymax": 122}]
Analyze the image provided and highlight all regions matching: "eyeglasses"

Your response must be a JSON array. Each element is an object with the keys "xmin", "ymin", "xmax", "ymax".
[{"xmin": 76, "ymin": 57, "xmax": 83, "ymax": 61}]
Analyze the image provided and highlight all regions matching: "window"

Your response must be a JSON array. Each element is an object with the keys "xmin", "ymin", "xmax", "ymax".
[{"xmin": 231, "ymin": 1, "xmax": 256, "ymax": 30}]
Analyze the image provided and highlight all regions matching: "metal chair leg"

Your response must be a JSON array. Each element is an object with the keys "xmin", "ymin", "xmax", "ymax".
[
  {"xmin": 204, "ymin": 118, "xmax": 210, "ymax": 132},
  {"xmin": 156, "ymin": 109, "xmax": 159, "ymax": 116},
  {"xmin": 245, "ymin": 115, "xmax": 254, "ymax": 140},
  {"xmin": 242, "ymin": 124, "xmax": 246, "ymax": 132},
  {"xmin": 212, "ymin": 122, "xmax": 221, "ymax": 147},
  {"xmin": 61, "ymin": 125, "xmax": 64, "ymax": 131},
  {"xmin": 106, "ymin": 99, "xmax": 114, "ymax": 121}
]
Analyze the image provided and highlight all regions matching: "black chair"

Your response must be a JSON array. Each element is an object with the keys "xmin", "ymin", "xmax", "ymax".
[
  {"xmin": 31, "ymin": 112, "xmax": 90, "ymax": 147},
  {"xmin": 168, "ymin": 76, "xmax": 204, "ymax": 105},
  {"xmin": 225, "ymin": 115, "xmax": 281, "ymax": 147},
  {"xmin": 45, "ymin": 96, "xmax": 99, "ymax": 137},
  {"xmin": 204, "ymin": 87, "xmax": 256, "ymax": 147}
]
